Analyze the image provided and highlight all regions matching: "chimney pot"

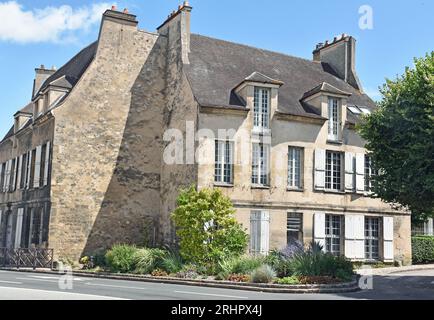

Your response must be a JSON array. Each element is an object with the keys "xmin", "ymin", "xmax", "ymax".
[
  {"xmin": 183, "ymin": 1, "xmax": 190, "ymax": 6},
  {"xmin": 123, "ymin": 8, "xmax": 129, "ymax": 14},
  {"xmin": 40, "ymin": 64, "xmax": 45, "ymax": 69},
  {"xmin": 178, "ymin": 5, "xmax": 182, "ymax": 10},
  {"xmin": 111, "ymin": 5, "xmax": 117, "ymax": 11}
]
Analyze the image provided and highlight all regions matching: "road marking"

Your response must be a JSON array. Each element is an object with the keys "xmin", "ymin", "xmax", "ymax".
[
  {"xmin": 28, "ymin": 275, "xmax": 84, "ymax": 281},
  {"xmin": 84, "ymin": 282, "xmax": 147, "ymax": 290},
  {"xmin": 174, "ymin": 290, "xmax": 249, "ymax": 299},
  {"xmin": 16, "ymin": 277, "xmax": 59, "ymax": 283},
  {"xmin": 0, "ymin": 280, "xmax": 23, "ymax": 285},
  {"xmin": 0, "ymin": 286, "xmax": 127, "ymax": 300}
]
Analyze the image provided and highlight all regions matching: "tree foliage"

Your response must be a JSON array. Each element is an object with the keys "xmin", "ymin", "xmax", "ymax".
[
  {"xmin": 358, "ymin": 52, "xmax": 434, "ymax": 222},
  {"xmin": 171, "ymin": 186, "xmax": 248, "ymax": 271}
]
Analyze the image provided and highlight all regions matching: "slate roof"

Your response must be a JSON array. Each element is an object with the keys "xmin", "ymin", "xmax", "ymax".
[
  {"xmin": 34, "ymin": 41, "xmax": 98, "ymax": 98},
  {"xmin": 302, "ymin": 82, "xmax": 352, "ymax": 100},
  {"xmin": 186, "ymin": 34, "xmax": 376, "ymax": 122}
]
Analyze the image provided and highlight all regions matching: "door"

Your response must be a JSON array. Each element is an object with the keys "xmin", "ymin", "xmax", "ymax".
[{"xmin": 5, "ymin": 214, "xmax": 14, "ymax": 248}]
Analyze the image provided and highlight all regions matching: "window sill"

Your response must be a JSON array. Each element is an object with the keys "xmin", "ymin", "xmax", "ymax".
[
  {"xmin": 326, "ymin": 139, "xmax": 343, "ymax": 145},
  {"xmin": 251, "ymin": 185, "xmax": 270, "ymax": 190},
  {"xmin": 316, "ymin": 189, "xmax": 346, "ymax": 195},
  {"xmin": 252, "ymin": 128, "xmax": 272, "ymax": 136},
  {"xmin": 214, "ymin": 182, "xmax": 234, "ymax": 188},
  {"xmin": 287, "ymin": 187, "xmax": 304, "ymax": 193}
]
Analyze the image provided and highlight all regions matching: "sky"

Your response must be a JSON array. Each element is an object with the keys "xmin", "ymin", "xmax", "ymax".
[{"xmin": 0, "ymin": 0, "xmax": 433, "ymax": 138}]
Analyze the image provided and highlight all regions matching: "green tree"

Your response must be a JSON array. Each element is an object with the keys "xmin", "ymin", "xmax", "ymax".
[
  {"xmin": 358, "ymin": 52, "xmax": 434, "ymax": 222},
  {"xmin": 171, "ymin": 186, "xmax": 248, "ymax": 272}
]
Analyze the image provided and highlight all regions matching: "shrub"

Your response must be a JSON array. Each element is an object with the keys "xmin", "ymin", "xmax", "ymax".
[
  {"xmin": 171, "ymin": 187, "xmax": 249, "ymax": 271},
  {"xmin": 218, "ymin": 255, "xmax": 264, "ymax": 279},
  {"xmin": 151, "ymin": 269, "xmax": 169, "ymax": 277},
  {"xmin": 250, "ymin": 265, "xmax": 276, "ymax": 284},
  {"xmin": 265, "ymin": 250, "xmax": 293, "ymax": 278},
  {"xmin": 290, "ymin": 246, "xmax": 353, "ymax": 281},
  {"xmin": 105, "ymin": 244, "xmax": 138, "ymax": 273},
  {"xmin": 134, "ymin": 248, "xmax": 167, "ymax": 274},
  {"xmin": 175, "ymin": 264, "xmax": 201, "ymax": 279},
  {"xmin": 161, "ymin": 249, "xmax": 184, "ymax": 274},
  {"xmin": 412, "ymin": 236, "xmax": 434, "ymax": 264},
  {"xmin": 79, "ymin": 256, "xmax": 94, "ymax": 270},
  {"xmin": 227, "ymin": 274, "xmax": 250, "ymax": 283},
  {"xmin": 274, "ymin": 276, "xmax": 300, "ymax": 285},
  {"xmin": 298, "ymin": 276, "xmax": 340, "ymax": 285}
]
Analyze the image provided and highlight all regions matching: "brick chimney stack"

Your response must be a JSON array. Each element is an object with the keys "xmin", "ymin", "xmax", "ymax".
[{"xmin": 32, "ymin": 64, "xmax": 56, "ymax": 99}]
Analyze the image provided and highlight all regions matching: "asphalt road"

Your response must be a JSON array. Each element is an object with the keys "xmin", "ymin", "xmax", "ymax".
[{"xmin": 0, "ymin": 269, "xmax": 433, "ymax": 300}]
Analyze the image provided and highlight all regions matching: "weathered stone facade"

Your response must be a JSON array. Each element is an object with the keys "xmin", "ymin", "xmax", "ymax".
[{"xmin": 0, "ymin": 3, "xmax": 412, "ymax": 264}]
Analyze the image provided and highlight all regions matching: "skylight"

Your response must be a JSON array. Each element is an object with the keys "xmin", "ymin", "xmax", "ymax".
[
  {"xmin": 348, "ymin": 105, "xmax": 361, "ymax": 114},
  {"xmin": 359, "ymin": 107, "xmax": 371, "ymax": 115}
]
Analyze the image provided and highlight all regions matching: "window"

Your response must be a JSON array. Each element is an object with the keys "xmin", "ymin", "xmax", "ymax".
[
  {"xmin": 328, "ymin": 98, "xmax": 340, "ymax": 140},
  {"xmin": 359, "ymin": 107, "xmax": 371, "ymax": 115},
  {"xmin": 40, "ymin": 144, "xmax": 47, "ymax": 187},
  {"xmin": 252, "ymin": 143, "xmax": 269, "ymax": 186},
  {"xmin": 9, "ymin": 158, "xmax": 16, "ymax": 192},
  {"xmin": 348, "ymin": 105, "xmax": 361, "ymax": 115},
  {"xmin": 29, "ymin": 149, "xmax": 36, "ymax": 188},
  {"xmin": 288, "ymin": 147, "xmax": 303, "ymax": 189},
  {"xmin": 365, "ymin": 217, "xmax": 380, "ymax": 260},
  {"xmin": 29, "ymin": 208, "xmax": 43, "ymax": 247},
  {"xmin": 287, "ymin": 213, "xmax": 303, "ymax": 244},
  {"xmin": 325, "ymin": 151, "xmax": 343, "ymax": 191},
  {"xmin": 325, "ymin": 214, "xmax": 342, "ymax": 256},
  {"xmin": 215, "ymin": 140, "xmax": 234, "ymax": 184},
  {"xmin": 0, "ymin": 163, "xmax": 5, "ymax": 192},
  {"xmin": 253, "ymin": 87, "xmax": 270, "ymax": 130},
  {"xmin": 19, "ymin": 154, "xmax": 27, "ymax": 189}
]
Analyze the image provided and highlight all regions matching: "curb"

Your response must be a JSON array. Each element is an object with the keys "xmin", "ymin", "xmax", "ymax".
[
  {"xmin": 355, "ymin": 264, "xmax": 434, "ymax": 276},
  {"xmin": 1, "ymin": 268, "xmax": 360, "ymax": 294}
]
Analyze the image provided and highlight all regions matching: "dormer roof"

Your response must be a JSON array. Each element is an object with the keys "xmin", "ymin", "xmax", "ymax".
[{"xmin": 301, "ymin": 82, "xmax": 352, "ymax": 101}]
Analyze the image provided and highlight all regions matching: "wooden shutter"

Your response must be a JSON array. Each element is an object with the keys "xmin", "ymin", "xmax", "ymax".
[
  {"xmin": 43, "ymin": 142, "xmax": 51, "ymax": 186},
  {"xmin": 0, "ymin": 164, "xmax": 3, "ymax": 192},
  {"xmin": 14, "ymin": 209, "xmax": 24, "ymax": 249},
  {"xmin": 4, "ymin": 160, "xmax": 12, "ymax": 192},
  {"xmin": 314, "ymin": 213, "xmax": 326, "ymax": 250},
  {"xmin": 16, "ymin": 155, "xmax": 23, "ymax": 190},
  {"xmin": 355, "ymin": 153, "xmax": 365, "ymax": 194},
  {"xmin": 345, "ymin": 153, "xmax": 355, "ymax": 192},
  {"xmin": 11, "ymin": 158, "xmax": 17, "ymax": 191},
  {"xmin": 33, "ymin": 146, "xmax": 42, "ymax": 188},
  {"xmin": 314, "ymin": 149, "xmax": 325, "ymax": 190},
  {"xmin": 260, "ymin": 211, "xmax": 270, "ymax": 255},
  {"xmin": 383, "ymin": 216, "xmax": 394, "ymax": 262},
  {"xmin": 345, "ymin": 215, "xmax": 365, "ymax": 260},
  {"xmin": 26, "ymin": 151, "xmax": 32, "ymax": 189},
  {"xmin": 0, "ymin": 209, "xmax": 2, "ymax": 226}
]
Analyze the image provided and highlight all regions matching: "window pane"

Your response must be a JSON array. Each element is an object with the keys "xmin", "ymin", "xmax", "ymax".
[
  {"xmin": 288, "ymin": 147, "xmax": 302, "ymax": 188},
  {"xmin": 325, "ymin": 151, "xmax": 342, "ymax": 191},
  {"xmin": 325, "ymin": 214, "xmax": 341, "ymax": 256}
]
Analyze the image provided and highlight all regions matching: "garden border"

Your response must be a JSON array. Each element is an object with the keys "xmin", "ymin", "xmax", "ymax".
[{"xmin": 0, "ymin": 268, "xmax": 360, "ymax": 294}]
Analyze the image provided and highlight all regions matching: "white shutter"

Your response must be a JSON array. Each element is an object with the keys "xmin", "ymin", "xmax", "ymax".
[
  {"xmin": 345, "ymin": 153, "xmax": 355, "ymax": 192},
  {"xmin": 250, "ymin": 211, "xmax": 261, "ymax": 255},
  {"xmin": 33, "ymin": 146, "xmax": 42, "ymax": 188},
  {"xmin": 26, "ymin": 151, "xmax": 32, "ymax": 189},
  {"xmin": 16, "ymin": 155, "xmax": 23, "ymax": 190},
  {"xmin": 314, "ymin": 149, "xmax": 325, "ymax": 190},
  {"xmin": 11, "ymin": 158, "xmax": 18, "ymax": 191},
  {"xmin": 345, "ymin": 215, "xmax": 365, "ymax": 260},
  {"xmin": 0, "ymin": 164, "xmax": 3, "ymax": 192},
  {"xmin": 0, "ymin": 209, "xmax": 2, "ymax": 225},
  {"xmin": 260, "ymin": 211, "xmax": 270, "ymax": 255},
  {"xmin": 355, "ymin": 153, "xmax": 365, "ymax": 194},
  {"xmin": 314, "ymin": 213, "xmax": 326, "ymax": 250},
  {"xmin": 383, "ymin": 216, "xmax": 394, "ymax": 262},
  {"xmin": 4, "ymin": 160, "xmax": 12, "ymax": 192},
  {"xmin": 428, "ymin": 219, "xmax": 434, "ymax": 236},
  {"xmin": 43, "ymin": 142, "xmax": 51, "ymax": 186},
  {"xmin": 14, "ymin": 208, "xmax": 24, "ymax": 249}
]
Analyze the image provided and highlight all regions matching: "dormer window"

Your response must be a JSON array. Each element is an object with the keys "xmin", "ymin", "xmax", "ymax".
[
  {"xmin": 328, "ymin": 97, "xmax": 341, "ymax": 141},
  {"xmin": 253, "ymin": 87, "xmax": 270, "ymax": 130}
]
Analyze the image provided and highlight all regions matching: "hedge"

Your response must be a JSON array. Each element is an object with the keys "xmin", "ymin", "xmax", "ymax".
[{"xmin": 412, "ymin": 236, "xmax": 434, "ymax": 264}]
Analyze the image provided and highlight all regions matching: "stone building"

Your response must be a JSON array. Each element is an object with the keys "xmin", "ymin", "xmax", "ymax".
[{"xmin": 0, "ymin": 3, "xmax": 411, "ymax": 264}]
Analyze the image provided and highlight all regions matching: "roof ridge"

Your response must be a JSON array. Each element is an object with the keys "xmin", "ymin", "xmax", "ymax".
[{"xmin": 191, "ymin": 33, "xmax": 320, "ymax": 65}]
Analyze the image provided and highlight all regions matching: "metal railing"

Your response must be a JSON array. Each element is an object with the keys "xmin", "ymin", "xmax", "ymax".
[{"xmin": 0, "ymin": 248, "xmax": 54, "ymax": 270}]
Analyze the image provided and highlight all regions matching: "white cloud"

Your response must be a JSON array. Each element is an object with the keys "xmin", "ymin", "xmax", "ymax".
[{"xmin": 0, "ymin": 1, "xmax": 112, "ymax": 43}]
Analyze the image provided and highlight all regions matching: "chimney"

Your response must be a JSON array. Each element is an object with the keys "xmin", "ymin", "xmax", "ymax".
[
  {"xmin": 313, "ymin": 34, "xmax": 363, "ymax": 91},
  {"xmin": 157, "ymin": 1, "xmax": 193, "ymax": 64},
  {"xmin": 32, "ymin": 65, "xmax": 56, "ymax": 99}
]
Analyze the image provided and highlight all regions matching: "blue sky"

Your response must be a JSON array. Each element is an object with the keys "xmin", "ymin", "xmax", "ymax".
[{"xmin": 0, "ymin": 0, "xmax": 433, "ymax": 138}]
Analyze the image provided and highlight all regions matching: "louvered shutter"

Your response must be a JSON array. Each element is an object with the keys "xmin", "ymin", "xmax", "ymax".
[
  {"xmin": 345, "ymin": 215, "xmax": 365, "ymax": 259},
  {"xmin": 355, "ymin": 153, "xmax": 365, "ymax": 194},
  {"xmin": 314, "ymin": 149, "xmax": 325, "ymax": 190},
  {"xmin": 43, "ymin": 142, "xmax": 51, "ymax": 186},
  {"xmin": 345, "ymin": 153, "xmax": 355, "ymax": 192},
  {"xmin": 26, "ymin": 151, "xmax": 32, "ymax": 189},
  {"xmin": 383, "ymin": 217, "xmax": 394, "ymax": 262},
  {"xmin": 0, "ymin": 209, "xmax": 2, "ymax": 225},
  {"xmin": 314, "ymin": 213, "xmax": 326, "ymax": 250},
  {"xmin": 16, "ymin": 155, "xmax": 23, "ymax": 190},
  {"xmin": 0, "ymin": 164, "xmax": 3, "ymax": 192},
  {"xmin": 250, "ymin": 211, "xmax": 270, "ymax": 255},
  {"xmin": 428, "ymin": 219, "xmax": 434, "ymax": 236},
  {"xmin": 33, "ymin": 146, "xmax": 42, "ymax": 188},
  {"xmin": 11, "ymin": 158, "xmax": 18, "ymax": 191},
  {"xmin": 14, "ymin": 208, "xmax": 24, "ymax": 249}
]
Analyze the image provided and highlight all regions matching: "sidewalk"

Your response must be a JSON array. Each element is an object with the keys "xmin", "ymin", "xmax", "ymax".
[{"xmin": 356, "ymin": 264, "xmax": 434, "ymax": 275}]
